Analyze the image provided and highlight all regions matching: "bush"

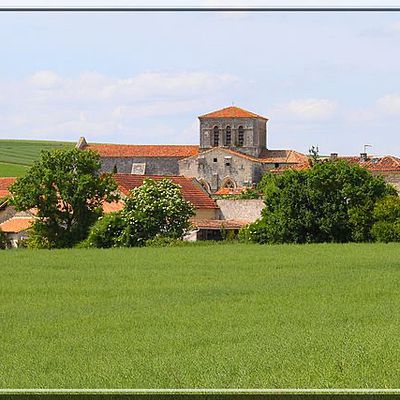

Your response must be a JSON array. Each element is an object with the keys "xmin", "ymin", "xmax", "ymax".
[
  {"xmin": 0, "ymin": 229, "xmax": 9, "ymax": 249},
  {"xmin": 145, "ymin": 235, "xmax": 183, "ymax": 247},
  {"xmin": 371, "ymin": 196, "xmax": 400, "ymax": 242},
  {"xmin": 245, "ymin": 160, "xmax": 396, "ymax": 244}
]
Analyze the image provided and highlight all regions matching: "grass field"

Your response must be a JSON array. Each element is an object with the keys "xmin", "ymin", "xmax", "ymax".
[
  {"xmin": 1, "ymin": 243, "xmax": 400, "ymax": 389},
  {"xmin": 0, "ymin": 140, "xmax": 73, "ymax": 177}
]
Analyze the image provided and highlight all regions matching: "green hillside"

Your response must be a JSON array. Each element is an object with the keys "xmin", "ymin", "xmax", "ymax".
[{"xmin": 0, "ymin": 140, "xmax": 74, "ymax": 177}]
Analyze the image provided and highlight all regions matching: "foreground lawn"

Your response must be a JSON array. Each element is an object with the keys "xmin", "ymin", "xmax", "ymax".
[{"xmin": 1, "ymin": 243, "xmax": 400, "ymax": 388}]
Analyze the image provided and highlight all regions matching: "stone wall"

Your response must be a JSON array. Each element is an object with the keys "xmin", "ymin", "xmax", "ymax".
[
  {"xmin": 199, "ymin": 117, "xmax": 267, "ymax": 157},
  {"xmin": 179, "ymin": 148, "xmax": 257, "ymax": 191},
  {"xmin": 101, "ymin": 157, "xmax": 181, "ymax": 175},
  {"xmin": 375, "ymin": 172, "xmax": 400, "ymax": 192},
  {"xmin": 216, "ymin": 199, "xmax": 264, "ymax": 222}
]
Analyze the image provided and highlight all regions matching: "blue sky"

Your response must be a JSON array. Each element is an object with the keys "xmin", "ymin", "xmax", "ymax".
[{"xmin": 0, "ymin": 8, "xmax": 400, "ymax": 156}]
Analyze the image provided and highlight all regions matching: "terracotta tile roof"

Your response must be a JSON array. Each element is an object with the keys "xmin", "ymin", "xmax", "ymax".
[
  {"xmin": 87, "ymin": 144, "xmax": 199, "ymax": 158},
  {"xmin": 199, "ymin": 106, "xmax": 268, "ymax": 120},
  {"xmin": 0, "ymin": 218, "xmax": 35, "ymax": 233},
  {"xmin": 191, "ymin": 218, "xmax": 249, "ymax": 230},
  {"xmin": 214, "ymin": 187, "xmax": 248, "ymax": 196},
  {"xmin": 340, "ymin": 155, "xmax": 400, "ymax": 172},
  {"xmin": 0, "ymin": 177, "xmax": 16, "ymax": 198},
  {"xmin": 102, "ymin": 200, "xmax": 125, "ymax": 214},
  {"xmin": 114, "ymin": 174, "xmax": 218, "ymax": 209}
]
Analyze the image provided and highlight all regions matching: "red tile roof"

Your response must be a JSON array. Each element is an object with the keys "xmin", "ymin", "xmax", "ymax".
[
  {"xmin": 87, "ymin": 144, "xmax": 199, "ymax": 158},
  {"xmin": 340, "ymin": 156, "xmax": 400, "ymax": 172},
  {"xmin": 0, "ymin": 218, "xmax": 34, "ymax": 233},
  {"xmin": 114, "ymin": 174, "xmax": 218, "ymax": 209},
  {"xmin": 192, "ymin": 219, "xmax": 249, "ymax": 230},
  {"xmin": 199, "ymin": 106, "xmax": 268, "ymax": 120},
  {"xmin": 0, "ymin": 177, "xmax": 16, "ymax": 198},
  {"xmin": 214, "ymin": 187, "xmax": 249, "ymax": 196}
]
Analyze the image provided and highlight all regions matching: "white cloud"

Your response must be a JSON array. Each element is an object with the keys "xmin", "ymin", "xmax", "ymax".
[
  {"xmin": 271, "ymin": 98, "xmax": 338, "ymax": 121},
  {"xmin": 376, "ymin": 94, "xmax": 400, "ymax": 115},
  {"xmin": 0, "ymin": 70, "xmax": 241, "ymax": 142}
]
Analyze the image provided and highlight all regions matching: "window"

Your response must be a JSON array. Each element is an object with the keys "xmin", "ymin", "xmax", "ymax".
[
  {"xmin": 238, "ymin": 126, "xmax": 244, "ymax": 146},
  {"xmin": 213, "ymin": 158, "xmax": 218, "ymax": 163},
  {"xmin": 213, "ymin": 126, "xmax": 219, "ymax": 147},
  {"xmin": 275, "ymin": 163, "xmax": 280, "ymax": 168},
  {"xmin": 222, "ymin": 178, "xmax": 236, "ymax": 189},
  {"xmin": 225, "ymin": 162, "xmax": 231, "ymax": 167},
  {"xmin": 225, "ymin": 126, "xmax": 232, "ymax": 146}
]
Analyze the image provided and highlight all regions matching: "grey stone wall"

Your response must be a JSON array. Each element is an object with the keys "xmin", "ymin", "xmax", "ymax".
[
  {"xmin": 179, "ymin": 148, "xmax": 258, "ymax": 192},
  {"xmin": 101, "ymin": 157, "xmax": 180, "ymax": 175},
  {"xmin": 217, "ymin": 199, "xmax": 264, "ymax": 222},
  {"xmin": 199, "ymin": 117, "xmax": 267, "ymax": 157},
  {"xmin": 374, "ymin": 172, "xmax": 400, "ymax": 192}
]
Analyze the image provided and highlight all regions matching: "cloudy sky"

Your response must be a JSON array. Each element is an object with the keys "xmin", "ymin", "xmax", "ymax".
[{"xmin": 1, "ymin": 6, "xmax": 400, "ymax": 155}]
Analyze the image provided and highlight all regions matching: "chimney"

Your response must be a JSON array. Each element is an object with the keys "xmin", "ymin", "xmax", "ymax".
[
  {"xmin": 360, "ymin": 152, "xmax": 368, "ymax": 162},
  {"xmin": 330, "ymin": 152, "xmax": 338, "ymax": 160}
]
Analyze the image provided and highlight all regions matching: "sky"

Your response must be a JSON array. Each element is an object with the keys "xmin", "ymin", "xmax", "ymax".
[{"xmin": 0, "ymin": 5, "xmax": 400, "ymax": 156}]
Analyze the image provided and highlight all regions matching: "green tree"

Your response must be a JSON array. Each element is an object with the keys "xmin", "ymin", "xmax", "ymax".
[
  {"xmin": 371, "ymin": 196, "xmax": 400, "ymax": 242},
  {"xmin": 86, "ymin": 178, "xmax": 195, "ymax": 248},
  {"xmin": 244, "ymin": 159, "xmax": 396, "ymax": 244},
  {"xmin": 10, "ymin": 148, "xmax": 118, "ymax": 248}
]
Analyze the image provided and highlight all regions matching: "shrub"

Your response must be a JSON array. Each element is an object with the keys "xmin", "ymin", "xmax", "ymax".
[
  {"xmin": 0, "ymin": 229, "xmax": 8, "ymax": 249},
  {"xmin": 371, "ymin": 196, "xmax": 400, "ymax": 242}
]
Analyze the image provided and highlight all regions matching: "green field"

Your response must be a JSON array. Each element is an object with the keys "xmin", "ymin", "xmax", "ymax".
[
  {"xmin": 1, "ymin": 243, "xmax": 400, "ymax": 388},
  {"xmin": 0, "ymin": 140, "xmax": 73, "ymax": 177}
]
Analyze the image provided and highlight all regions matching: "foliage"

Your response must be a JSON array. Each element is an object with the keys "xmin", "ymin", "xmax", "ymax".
[
  {"xmin": 371, "ymin": 196, "xmax": 400, "ymax": 242},
  {"xmin": 86, "ymin": 178, "xmax": 195, "ymax": 248},
  {"xmin": 144, "ymin": 235, "xmax": 183, "ymax": 247},
  {"xmin": 237, "ymin": 188, "xmax": 261, "ymax": 199},
  {"xmin": 10, "ymin": 148, "xmax": 118, "ymax": 248},
  {"xmin": 83, "ymin": 212, "xmax": 126, "ymax": 248},
  {"xmin": 0, "ymin": 229, "xmax": 8, "ymax": 249},
  {"xmin": 244, "ymin": 160, "xmax": 397, "ymax": 244},
  {"xmin": 308, "ymin": 145, "xmax": 320, "ymax": 166}
]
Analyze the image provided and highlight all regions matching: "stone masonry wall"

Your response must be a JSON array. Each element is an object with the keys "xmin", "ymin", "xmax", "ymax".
[
  {"xmin": 101, "ymin": 157, "xmax": 180, "ymax": 175},
  {"xmin": 179, "ymin": 148, "xmax": 257, "ymax": 191},
  {"xmin": 375, "ymin": 171, "xmax": 400, "ymax": 192},
  {"xmin": 216, "ymin": 199, "xmax": 264, "ymax": 222}
]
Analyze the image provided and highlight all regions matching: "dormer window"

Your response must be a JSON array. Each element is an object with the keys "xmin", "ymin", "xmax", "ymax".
[
  {"xmin": 238, "ymin": 126, "xmax": 244, "ymax": 146},
  {"xmin": 225, "ymin": 126, "xmax": 232, "ymax": 146},
  {"xmin": 213, "ymin": 126, "xmax": 219, "ymax": 147}
]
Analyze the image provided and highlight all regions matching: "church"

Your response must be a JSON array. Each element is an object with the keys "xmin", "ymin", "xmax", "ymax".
[{"xmin": 76, "ymin": 105, "xmax": 308, "ymax": 192}]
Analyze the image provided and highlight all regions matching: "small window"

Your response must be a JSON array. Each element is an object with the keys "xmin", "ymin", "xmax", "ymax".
[
  {"xmin": 225, "ymin": 126, "xmax": 232, "ymax": 146},
  {"xmin": 213, "ymin": 126, "xmax": 219, "ymax": 147},
  {"xmin": 225, "ymin": 162, "xmax": 231, "ymax": 167},
  {"xmin": 275, "ymin": 163, "xmax": 280, "ymax": 168},
  {"xmin": 238, "ymin": 126, "xmax": 244, "ymax": 146},
  {"xmin": 213, "ymin": 158, "xmax": 218, "ymax": 163},
  {"xmin": 222, "ymin": 179, "xmax": 236, "ymax": 189}
]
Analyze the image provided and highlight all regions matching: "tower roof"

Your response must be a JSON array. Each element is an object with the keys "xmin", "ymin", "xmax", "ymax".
[{"xmin": 199, "ymin": 106, "xmax": 268, "ymax": 120}]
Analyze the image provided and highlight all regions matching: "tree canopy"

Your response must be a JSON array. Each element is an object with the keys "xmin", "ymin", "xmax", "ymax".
[
  {"xmin": 242, "ymin": 159, "xmax": 397, "ymax": 244},
  {"xmin": 85, "ymin": 178, "xmax": 195, "ymax": 248},
  {"xmin": 10, "ymin": 148, "xmax": 118, "ymax": 248}
]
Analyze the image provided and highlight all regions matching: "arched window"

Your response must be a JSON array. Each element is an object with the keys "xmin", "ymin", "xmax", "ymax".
[
  {"xmin": 213, "ymin": 126, "xmax": 219, "ymax": 147},
  {"xmin": 225, "ymin": 126, "xmax": 232, "ymax": 146},
  {"xmin": 222, "ymin": 178, "xmax": 236, "ymax": 189},
  {"xmin": 238, "ymin": 126, "xmax": 244, "ymax": 146}
]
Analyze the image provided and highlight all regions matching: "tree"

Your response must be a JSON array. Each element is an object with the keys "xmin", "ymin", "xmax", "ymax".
[
  {"xmin": 10, "ymin": 148, "xmax": 118, "ymax": 248},
  {"xmin": 243, "ymin": 159, "xmax": 396, "ymax": 244},
  {"xmin": 371, "ymin": 196, "xmax": 400, "ymax": 242},
  {"xmin": 85, "ymin": 178, "xmax": 195, "ymax": 248}
]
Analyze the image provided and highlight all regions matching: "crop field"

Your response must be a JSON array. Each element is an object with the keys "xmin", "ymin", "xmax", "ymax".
[
  {"xmin": 1, "ymin": 243, "xmax": 400, "ymax": 389},
  {"xmin": 0, "ymin": 140, "xmax": 73, "ymax": 177}
]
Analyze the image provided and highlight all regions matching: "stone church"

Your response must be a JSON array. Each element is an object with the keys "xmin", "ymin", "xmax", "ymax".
[{"xmin": 77, "ymin": 106, "xmax": 308, "ymax": 192}]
